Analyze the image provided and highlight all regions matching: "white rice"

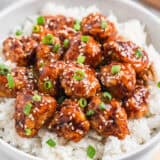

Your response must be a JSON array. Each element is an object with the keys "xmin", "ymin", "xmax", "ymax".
[{"xmin": 0, "ymin": 3, "xmax": 160, "ymax": 160}]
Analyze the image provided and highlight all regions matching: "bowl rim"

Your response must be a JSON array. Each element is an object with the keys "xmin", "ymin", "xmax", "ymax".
[{"xmin": 0, "ymin": 0, "xmax": 160, "ymax": 160}]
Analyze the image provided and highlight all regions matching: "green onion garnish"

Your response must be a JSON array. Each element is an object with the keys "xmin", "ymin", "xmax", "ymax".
[
  {"xmin": 157, "ymin": 81, "xmax": 160, "ymax": 88},
  {"xmin": 32, "ymin": 93, "xmax": 41, "ymax": 102},
  {"xmin": 46, "ymin": 138, "xmax": 56, "ymax": 148},
  {"xmin": 53, "ymin": 44, "xmax": 60, "ymax": 53},
  {"xmin": 37, "ymin": 16, "xmax": 45, "ymax": 25},
  {"xmin": 73, "ymin": 20, "xmax": 81, "ymax": 31},
  {"xmin": 135, "ymin": 48, "xmax": 143, "ymax": 58},
  {"xmin": 77, "ymin": 55, "xmax": 85, "ymax": 64},
  {"xmin": 44, "ymin": 80, "xmax": 53, "ymax": 90},
  {"xmin": 7, "ymin": 74, "xmax": 15, "ymax": 89},
  {"xmin": 99, "ymin": 102, "xmax": 106, "ymax": 110},
  {"xmin": 32, "ymin": 25, "xmax": 41, "ymax": 33},
  {"xmin": 73, "ymin": 70, "xmax": 85, "ymax": 81},
  {"xmin": 87, "ymin": 145, "xmax": 96, "ymax": 159},
  {"xmin": 0, "ymin": 64, "xmax": 10, "ymax": 76},
  {"xmin": 42, "ymin": 34, "xmax": 54, "ymax": 45},
  {"xmin": 25, "ymin": 128, "xmax": 32, "ymax": 136},
  {"xmin": 111, "ymin": 65, "xmax": 121, "ymax": 75},
  {"xmin": 86, "ymin": 110, "xmax": 95, "ymax": 116},
  {"xmin": 81, "ymin": 35, "xmax": 89, "ymax": 43},
  {"xmin": 15, "ymin": 30, "xmax": 22, "ymax": 36},
  {"xmin": 101, "ymin": 20, "xmax": 108, "ymax": 30},
  {"xmin": 57, "ymin": 96, "xmax": 65, "ymax": 104},
  {"xmin": 23, "ymin": 103, "xmax": 32, "ymax": 116},
  {"xmin": 78, "ymin": 98, "xmax": 87, "ymax": 108},
  {"xmin": 102, "ymin": 91, "xmax": 112, "ymax": 101},
  {"xmin": 63, "ymin": 39, "xmax": 69, "ymax": 48}
]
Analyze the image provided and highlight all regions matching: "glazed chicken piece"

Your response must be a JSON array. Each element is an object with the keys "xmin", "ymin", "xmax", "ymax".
[
  {"xmin": 87, "ymin": 95, "xmax": 129, "ymax": 139},
  {"xmin": 103, "ymin": 40, "xmax": 149, "ymax": 73},
  {"xmin": 99, "ymin": 62, "xmax": 136, "ymax": 98},
  {"xmin": 0, "ymin": 66, "xmax": 35, "ymax": 98},
  {"xmin": 48, "ymin": 99, "xmax": 90, "ymax": 142},
  {"xmin": 38, "ymin": 61, "xmax": 66, "ymax": 96},
  {"xmin": 60, "ymin": 62, "xmax": 101, "ymax": 98},
  {"xmin": 36, "ymin": 35, "xmax": 63, "ymax": 69},
  {"xmin": 124, "ymin": 85, "xmax": 149, "ymax": 119},
  {"xmin": 64, "ymin": 34, "xmax": 102, "ymax": 68},
  {"xmin": 81, "ymin": 13, "xmax": 117, "ymax": 40},
  {"xmin": 15, "ymin": 90, "xmax": 57, "ymax": 138},
  {"xmin": 3, "ymin": 36, "xmax": 37, "ymax": 66}
]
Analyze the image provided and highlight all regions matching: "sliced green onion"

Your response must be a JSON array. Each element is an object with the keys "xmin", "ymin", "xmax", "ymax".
[
  {"xmin": 157, "ymin": 81, "xmax": 160, "ymax": 88},
  {"xmin": 0, "ymin": 64, "xmax": 10, "ymax": 76},
  {"xmin": 111, "ymin": 65, "xmax": 121, "ymax": 75},
  {"xmin": 58, "ymin": 96, "xmax": 65, "ymax": 104},
  {"xmin": 63, "ymin": 39, "xmax": 69, "ymax": 48},
  {"xmin": 87, "ymin": 145, "xmax": 96, "ymax": 159},
  {"xmin": 23, "ymin": 103, "xmax": 32, "ymax": 116},
  {"xmin": 73, "ymin": 70, "xmax": 85, "ymax": 81},
  {"xmin": 46, "ymin": 138, "xmax": 56, "ymax": 147},
  {"xmin": 81, "ymin": 35, "xmax": 89, "ymax": 43},
  {"xmin": 73, "ymin": 20, "xmax": 81, "ymax": 31},
  {"xmin": 7, "ymin": 74, "xmax": 15, "ymax": 89},
  {"xmin": 86, "ymin": 110, "xmax": 95, "ymax": 116},
  {"xmin": 25, "ymin": 128, "xmax": 32, "ymax": 136},
  {"xmin": 102, "ymin": 91, "xmax": 112, "ymax": 101},
  {"xmin": 101, "ymin": 20, "xmax": 108, "ymax": 30},
  {"xmin": 44, "ymin": 80, "xmax": 53, "ymax": 90},
  {"xmin": 32, "ymin": 93, "xmax": 41, "ymax": 102},
  {"xmin": 15, "ymin": 30, "xmax": 22, "ymax": 36},
  {"xmin": 99, "ymin": 102, "xmax": 106, "ymax": 110},
  {"xmin": 77, "ymin": 55, "xmax": 85, "ymax": 64},
  {"xmin": 53, "ymin": 44, "xmax": 60, "ymax": 53},
  {"xmin": 32, "ymin": 25, "xmax": 41, "ymax": 33},
  {"xmin": 37, "ymin": 16, "xmax": 45, "ymax": 25},
  {"xmin": 135, "ymin": 48, "xmax": 143, "ymax": 58},
  {"xmin": 42, "ymin": 34, "xmax": 54, "ymax": 45},
  {"xmin": 78, "ymin": 98, "xmax": 87, "ymax": 108}
]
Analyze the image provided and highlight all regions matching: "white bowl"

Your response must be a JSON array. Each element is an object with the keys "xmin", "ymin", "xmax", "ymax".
[{"xmin": 0, "ymin": 0, "xmax": 160, "ymax": 160}]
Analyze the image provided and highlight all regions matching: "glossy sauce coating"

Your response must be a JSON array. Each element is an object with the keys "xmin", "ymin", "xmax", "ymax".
[
  {"xmin": 48, "ymin": 99, "xmax": 90, "ymax": 142},
  {"xmin": 15, "ymin": 90, "xmax": 57, "ymax": 138},
  {"xmin": 99, "ymin": 62, "xmax": 136, "ymax": 98},
  {"xmin": 64, "ymin": 34, "xmax": 103, "ymax": 68},
  {"xmin": 87, "ymin": 96, "xmax": 129, "ymax": 139}
]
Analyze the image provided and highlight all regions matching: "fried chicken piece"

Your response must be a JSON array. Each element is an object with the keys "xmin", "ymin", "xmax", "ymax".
[
  {"xmin": 124, "ymin": 85, "xmax": 149, "ymax": 119},
  {"xmin": 81, "ymin": 13, "xmax": 117, "ymax": 40},
  {"xmin": 103, "ymin": 40, "xmax": 149, "ymax": 73},
  {"xmin": 48, "ymin": 99, "xmax": 90, "ymax": 142},
  {"xmin": 64, "ymin": 34, "xmax": 102, "ymax": 68},
  {"xmin": 15, "ymin": 90, "xmax": 57, "ymax": 138},
  {"xmin": 0, "ymin": 66, "xmax": 35, "ymax": 98},
  {"xmin": 87, "ymin": 95, "xmax": 129, "ymax": 139},
  {"xmin": 60, "ymin": 62, "xmax": 101, "ymax": 98},
  {"xmin": 38, "ymin": 61, "xmax": 66, "ymax": 96},
  {"xmin": 3, "ymin": 36, "xmax": 37, "ymax": 66},
  {"xmin": 99, "ymin": 62, "xmax": 136, "ymax": 98}
]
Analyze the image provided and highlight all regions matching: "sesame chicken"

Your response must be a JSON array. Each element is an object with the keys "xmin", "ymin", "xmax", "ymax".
[
  {"xmin": 99, "ymin": 62, "xmax": 136, "ymax": 99},
  {"xmin": 64, "ymin": 34, "xmax": 103, "ymax": 68},
  {"xmin": 15, "ymin": 90, "xmax": 57, "ymax": 138},
  {"xmin": 3, "ymin": 36, "xmax": 37, "ymax": 66},
  {"xmin": 60, "ymin": 62, "xmax": 101, "ymax": 98},
  {"xmin": 48, "ymin": 99, "xmax": 90, "ymax": 142},
  {"xmin": 0, "ymin": 66, "xmax": 35, "ymax": 98},
  {"xmin": 87, "ymin": 95, "xmax": 129, "ymax": 139},
  {"xmin": 103, "ymin": 40, "xmax": 149, "ymax": 73},
  {"xmin": 81, "ymin": 13, "xmax": 117, "ymax": 40},
  {"xmin": 123, "ymin": 85, "xmax": 149, "ymax": 119}
]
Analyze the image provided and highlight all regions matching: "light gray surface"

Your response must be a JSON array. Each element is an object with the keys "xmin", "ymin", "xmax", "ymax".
[{"xmin": 0, "ymin": 0, "xmax": 159, "ymax": 160}]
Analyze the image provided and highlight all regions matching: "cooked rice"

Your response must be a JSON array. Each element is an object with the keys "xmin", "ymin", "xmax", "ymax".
[{"xmin": 0, "ymin": 3, "xmax": 160, "ymax": 160}]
